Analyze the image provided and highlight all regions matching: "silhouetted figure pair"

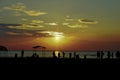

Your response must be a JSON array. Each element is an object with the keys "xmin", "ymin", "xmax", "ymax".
[
  {"xmin": 31, "ymin": 53, "xmax": 39, "ymax": 58},
  {"xmin": 97, "ymin": 51, "xmax": 104, "ymax": 59}
]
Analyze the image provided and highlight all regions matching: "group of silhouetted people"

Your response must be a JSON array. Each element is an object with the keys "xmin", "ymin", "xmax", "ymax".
[
  {"xmin": 97, "ymin": 51, "xmax": 120, "ymax": 59},
  {"xmin": 14, "ymin": 50, "xmax": 120, "ymax": 59}
]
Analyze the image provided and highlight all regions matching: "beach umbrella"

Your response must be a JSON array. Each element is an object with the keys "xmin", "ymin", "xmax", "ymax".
[
  {"xmin": 32, "ymin": 46, "xmax": 46, "ymax": 57},
  {"xmin": 32, "ymin": 46, "xmax": 42, "ymax": 54},
  {"xmin": 32, "ymin": 46, "xmax": 42, "ymax": 49}
]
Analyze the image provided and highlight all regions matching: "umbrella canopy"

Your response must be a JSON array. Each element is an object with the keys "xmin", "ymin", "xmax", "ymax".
[
  {"xmin": 32, "ymin": 46, "xmax": 42, "ymax": 49},
  {"xmin": 0, "ymin": 45, "xmax": 8, "ymax": 51}
]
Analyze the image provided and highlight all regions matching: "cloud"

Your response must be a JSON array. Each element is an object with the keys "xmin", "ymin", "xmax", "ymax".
[
  {"xmin": 36, "ymin": 31, "xmax": 64, "ymax": 37},
  {"xmin": 23, "ymin": 10, "xmax": 47, "ymax": 16},
  {"xmin": 62, "ymin": 23, "xmax": 69, "ymax": 26},
  {"xmin": 65, "ymin": 19, "xmax": 73, "ymax": 21},
  {"xmin": 4, "ymin": 3, "xmax": 47, "ymax": 17},
  {"xmin": 67, "ymin": 24, "xmax": 88, "ymax": 28},
  {"xmin": 8, "ymin": 24, "xmax": 44, "ymax": 30},
  {"xmin": 31, "ymin": 20, "xmax": 44, "ymax": 24},
  {"xmin": 6, "ymin": 32, "xmax": 33, "ymax": 36},
  {"xmin": 79, "ymin": 19, "xmax": 98, "ymax": 24},
  {"xmin": 45, "ymin": 23, "xmax": 58, "ymax": 26},
  {"xmin": 4, "ymin": 3, "xmax": 26, "ymax": 11},
  {"xmin": 21, "ymin": 18, "xmax": 28, "ymax": 21},
  {"xmin": 65, "ymin": 16, "xmax": 74, "ymax": 21}
]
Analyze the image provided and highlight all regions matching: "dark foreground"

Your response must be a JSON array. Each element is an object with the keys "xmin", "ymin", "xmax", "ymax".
[{"xmin": 0, "ymin": 58, "xmax": 120, "ymax": 65}]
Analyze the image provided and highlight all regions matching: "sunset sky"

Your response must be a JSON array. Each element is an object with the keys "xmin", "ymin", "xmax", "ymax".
[{"xmin": 0, "ymin": 0, "xmax": 120, "ymax": 50}]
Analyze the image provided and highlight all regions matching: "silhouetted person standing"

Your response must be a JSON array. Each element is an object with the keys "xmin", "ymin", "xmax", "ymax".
[
  {"xmin": 58, "ymin": 53, "xmax": 60, "ymax": 58},
  {"xmin": 21, "ymin": 50, "xmax": 24, "ymax": 58},
  {"xmin": 111, "ymin": 52, "xmax": 114, "ymax": 59},
  {"xmin": 15, "ymin": 53, "xmax": 18, "ymax": 58},
  {"xmin": 53, "ymin": 51, "xmax": 57, "ymax": 58},
  {"xmin": 116, "ymin": 51, "xmax": 120, "ymax": 59},
  {"xmin": 74, "ymin": 52, "xmax": 76, "ymax": 59},
  {"xmin": 69, "ymin": 53, "xmax": 72, "ymax": 58},
  {"xmin": 62, "ymin": 52, "xmax": 65, "ymax": 58},
  {"xmin": 97, "ymin": 51, "xmax": 100, "ymax": 59},
  {"xmin": 101, "ymin": 51, "xmax": 104, "ymax": 59},
  {"xmin": 107, "ymin": 51, "xmax": 111, "ymax": 59}
]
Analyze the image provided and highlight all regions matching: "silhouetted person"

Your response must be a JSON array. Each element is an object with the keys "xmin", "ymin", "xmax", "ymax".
[
  {"xmin": 107, "ymin": 51, "xmax": 111, "ymax": 59},
  {"xmin": 21, "ymin": 50, "xmax": 24, "ymax": 58},
  {"xmin": 69, "ymin": 53, "xmax": 72, "ymax": 58},
  {"xmin": 84, "ymin": 55, "xmax": 87, "ymax": 59},
  {"xmin": 116, "ymin": 51, "xmax": 120, "ymax": 59},
  {"xmin": 32, "ymin": 53, "xmax": 39, "ymax": 58},
  {"xmin": 58, "ymin": 53, "xmax": 60, "ymax": 58},
  {"xmin": 101, "ymin": 51, "xmax": 104, "ymax": 59},
  {"xmin": 74, "ymin": 52, "xmax": 76, "ymax": 59},
  {"xmin": 111, "ymin": 52, "xmax": 114, "ymax": 59},
  {"xmin": 97, "ymin": 51, "xmax": 100, "ymax": 59},
  {"xmin": 15, "ymin": 53, "xmax": 18, "ymax": 58},
  {"xmin": 76, "ymin": 54, "xmax": 79, "ymax": 59},
  {"xmin": 62, "ymin": 52, "xmax": 65, "ymax": 58},
  {"xmin": 53, "ymin": 51, "xmax": 57, "ymax": 58}
]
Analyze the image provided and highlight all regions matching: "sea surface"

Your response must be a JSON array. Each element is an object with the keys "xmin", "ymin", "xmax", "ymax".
[{"xmin": 0, "ymin": 50, "xmax": 117, "ymax": 59}]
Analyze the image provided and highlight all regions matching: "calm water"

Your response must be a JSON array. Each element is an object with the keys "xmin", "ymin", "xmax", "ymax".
[{"xmin": 0, "ymin": 50, "xmax": 117, "ymax": 59}]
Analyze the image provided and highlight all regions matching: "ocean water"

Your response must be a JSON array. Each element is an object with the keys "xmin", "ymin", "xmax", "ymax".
[{"xmin": 0, "ymin": 50, "xmax": 117, "ymax": 59}]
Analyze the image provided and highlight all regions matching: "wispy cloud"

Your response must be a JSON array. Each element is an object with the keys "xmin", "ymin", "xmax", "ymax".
[
  {"xmin": 21, "ymin": 18, "xmax": 28, "ymax": 21},
  {"xmin": 4, "ymin": 3, "xmax": 47, "ymax": 17},
  {"xmin": 31, "ymin": 20, "xmax": 44, "ymax": 24},
  {"xmin": 67, "ymin": 24, "xmax": 88, "ymax": 28},
  {"xmin": 36, "ymin": 31, "xmax": 64, "ymax": 37},
  {"xmin": 6, "ymin": 31, "xmax": 33, "ymax": 36},
  {"xmin": 4, "ymin": 3, "xmax": 26, "ymax": 11},
  {"xmin": 8, "ymin": 24, "xmax": 44, "ymax": 30},
  {"xmin": 79, "ymin": 19, "xmax": 98, "ymax": 24},
  {"xmin": 45, "ymin": 23, "xmax": 58, "ymax": 26},
  {"xmin": 23, "ymin": 10, "xmax": 47, "ymax": 16},
  {"xmin": 62, "ymin": 23, "xmax": 69, "ymax": 26},
  {"xmin": 65, "ymin": 16, "xmax": 74, "ymax": 21}
]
